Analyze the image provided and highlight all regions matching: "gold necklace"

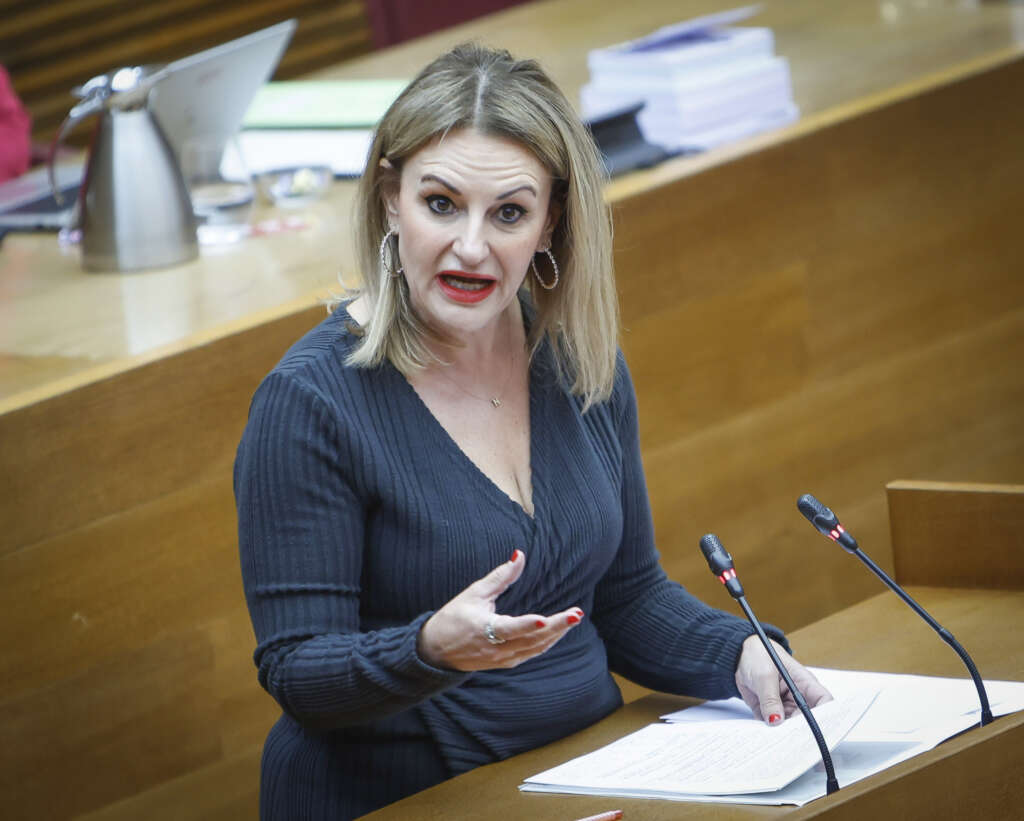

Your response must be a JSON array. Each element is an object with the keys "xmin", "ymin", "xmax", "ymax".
[{"xmin": 434, "ymin": 345, "xmax": 520, "ymax": 409}]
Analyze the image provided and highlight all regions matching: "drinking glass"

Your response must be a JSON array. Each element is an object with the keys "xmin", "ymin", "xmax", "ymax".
[{"xmin": 180, "ymin": 134, "xmax": 254, "ymax": 245}]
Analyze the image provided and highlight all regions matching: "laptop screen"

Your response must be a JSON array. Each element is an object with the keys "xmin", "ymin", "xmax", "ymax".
[{"xmin": 0, "ymin": 19, "xmax": 296, "ymax": 231}]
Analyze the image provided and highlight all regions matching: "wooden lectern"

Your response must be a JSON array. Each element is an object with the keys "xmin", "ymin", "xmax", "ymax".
[{"xmin": 362, "ymin": 482, "xmax": 1024, "ymax": 820}]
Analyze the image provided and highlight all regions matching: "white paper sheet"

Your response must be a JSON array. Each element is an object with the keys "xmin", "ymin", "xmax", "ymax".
[
  {"xmin": 653, "ymin": 668, "xmax": 1024, "ymax": 805},
  {"xmin": 521, "ymin": 690, "xmax": 875, "ymax": 799},
  {"xmin": 663, "ymin": 668, "xmax": 1024, "ymax": 737},
  {"xmin": 522, "ymin": 669, "xmax": 1024, "ymax": 807},
  {"xmin": 237, "ymin": 129, "xmax": 374, "ymax": 177}
]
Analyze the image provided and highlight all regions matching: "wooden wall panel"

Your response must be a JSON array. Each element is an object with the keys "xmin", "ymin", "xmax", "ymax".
[
  {"xmin": 621, "ymin": 262, "xmax": 810, "ymax": 450},
  {"xmin": 0, "ymin": 475, "xmax": 278, "ymax": 820},
  {"xmin": 0, "ymin": 305, "xmax": 325, "ymax": 554},
  {"xmin": 75, "ymin": 748, "xmax": 263, "ymax": 821},
  {"xmin": 615, "ymin": 66, "xmax": 1024, "ymax": 399},
  {"xmin": 2, "ymin": 629, "xmax": 220, "ymax": 820},
  {"xmin": 611, "ymin": 58, "xmax": 1024, "ymax": 631},
  {"xmin": 644, "ymin": 309, "xmax": 1024, "ymax": 631},
  {"xmin": 4, "ymin": 476, "xmax": 239, "ymax": 697},
  {"xmin": 0, "ymin": 308, "xmax": 317, "ymax": 818}
]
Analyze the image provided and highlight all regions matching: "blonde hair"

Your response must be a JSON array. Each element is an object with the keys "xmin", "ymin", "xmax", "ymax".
[{"xmin": 342, "ymin": 43, "xmax": 618, "ymax": 408}]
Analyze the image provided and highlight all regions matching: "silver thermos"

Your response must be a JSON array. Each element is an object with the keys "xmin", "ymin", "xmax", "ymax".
[{"xmin": 49, "ymin": 66, "xmax": 198, "ymax": 272}]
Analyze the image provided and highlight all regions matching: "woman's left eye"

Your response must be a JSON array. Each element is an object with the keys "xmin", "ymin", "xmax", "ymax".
[{"xmin": 497, "ymin": 204, "xmax": 526, "ymax": 224}]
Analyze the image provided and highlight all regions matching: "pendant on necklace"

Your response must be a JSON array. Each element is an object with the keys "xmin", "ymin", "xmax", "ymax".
[{"xmin": 491, "ymin": 397, "xmax": 502, "ymax": 408}]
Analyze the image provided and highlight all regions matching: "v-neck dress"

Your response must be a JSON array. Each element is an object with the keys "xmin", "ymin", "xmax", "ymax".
[{"xmin": 234, "ymin": 302, "xmax": 783, "ymax": 820}]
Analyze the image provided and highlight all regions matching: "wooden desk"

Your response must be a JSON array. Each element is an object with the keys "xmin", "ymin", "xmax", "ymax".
[
  {"xmin": 3, "ymin": 0, "xmax": 1024, "ymax": 404},
  {"xmin": 362, "ymin": 587, "xmax": 1024, "ymax": 821},
  {"xmin": 2, "ymin": 1, "xmax": 1023, "ymax": 818}
]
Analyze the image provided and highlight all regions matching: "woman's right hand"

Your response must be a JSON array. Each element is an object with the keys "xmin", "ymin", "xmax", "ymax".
[{"xmin": 416, "ymin": 550, "xmax": 583, "ymax": 671}]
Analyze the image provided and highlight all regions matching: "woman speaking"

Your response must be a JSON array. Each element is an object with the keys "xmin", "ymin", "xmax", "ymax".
[{"xmin": 234, "ymin": 42, "xmax": 830, "ymax": 820}]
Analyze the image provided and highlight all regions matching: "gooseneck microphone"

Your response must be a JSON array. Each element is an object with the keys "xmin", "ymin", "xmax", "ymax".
[
  {"xmin": 797, "ymin": 494, "xmax": 993, "ymax": 727},
  {"xmin": 699, "ymin": 533, "xmax": 840, "ymax": 795}
]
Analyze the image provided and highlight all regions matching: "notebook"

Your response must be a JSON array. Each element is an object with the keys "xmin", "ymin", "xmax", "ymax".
[{"xmin": 242, "ymin": 79, "xmax": 407, "ymax": 129}]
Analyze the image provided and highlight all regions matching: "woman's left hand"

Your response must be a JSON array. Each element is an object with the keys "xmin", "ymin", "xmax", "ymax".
[{"xmin": 735, "ymin": 635, "xmax": 833, "ymax": 725}]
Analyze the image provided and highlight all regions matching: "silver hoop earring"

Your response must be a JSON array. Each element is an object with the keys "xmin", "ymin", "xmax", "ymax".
[
  {"xmin": 379, "ymin": 229, "xmax": 403, "ymax": 277},
  {"xmin": 531, "ymin": 247, "xmax": 559, "ymax": 290}
]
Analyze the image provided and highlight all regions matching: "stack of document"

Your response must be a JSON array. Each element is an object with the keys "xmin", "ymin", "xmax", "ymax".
[
  {"xmin": 522, "ymin": 689, "xmax": 876, "ymax": 806},
  {"xmin": 580, "ymin": 6, "xmax": 798, "ymax": 151},
  {"xmin": 521, "ymin": 668, "xmax": 1024, "ymax": 807}
]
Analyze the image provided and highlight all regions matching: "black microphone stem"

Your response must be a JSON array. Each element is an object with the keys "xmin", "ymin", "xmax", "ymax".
[
  {"xmin": 700, "ymin": 532, "xmax": 840, "ymax": 796},
  {"xmin": 735, "ymin": 595, "xmax": 840, "ymax": 796},
  {"xmin": 851, "ymin": 548, "xmax": 994, "ymax": 727}
]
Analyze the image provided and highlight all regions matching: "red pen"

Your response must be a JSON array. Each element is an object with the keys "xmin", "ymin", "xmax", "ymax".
[{"xmin": 572, "ymin": 811, "xmax": 623, "ymax": 821}]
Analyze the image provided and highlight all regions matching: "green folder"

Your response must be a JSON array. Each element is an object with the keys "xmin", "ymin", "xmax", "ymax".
[{"xmin": 242, "ymin": 79, "xmax": 408, "ymax": 129}]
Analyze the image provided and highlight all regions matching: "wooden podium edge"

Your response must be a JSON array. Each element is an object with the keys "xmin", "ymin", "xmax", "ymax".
[{"xmin": 887, "ymin": 479, "xmax": 1024, "ymax": 495}]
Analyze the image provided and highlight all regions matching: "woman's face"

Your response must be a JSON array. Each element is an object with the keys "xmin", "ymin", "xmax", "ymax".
[{"xmin": 384, "ymin": 128, "xmax": 557, "ymax": 342}]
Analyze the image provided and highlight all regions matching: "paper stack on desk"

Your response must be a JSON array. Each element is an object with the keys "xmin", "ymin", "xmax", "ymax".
[
  {"xmin": 521, "ymin": 668, "xmax": 1024, "ymax": 807},
  {"xmin": 580, "ymin": 5, "xmax": 798, "ymax": 151},
  {"xmin": 521, "ymin": 689, "xmax": 876, "ymax": 806}
]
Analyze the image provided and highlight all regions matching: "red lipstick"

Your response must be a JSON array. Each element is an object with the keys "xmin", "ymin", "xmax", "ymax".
[{"xmin": 436, "ymin": 271, "xmax": 497, "ymax": 304}]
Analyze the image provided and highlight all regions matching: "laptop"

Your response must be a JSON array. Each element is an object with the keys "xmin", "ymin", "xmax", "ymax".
[{"xmin": 0, "ymin": 18, "xmax": 296, "ymax": 232}]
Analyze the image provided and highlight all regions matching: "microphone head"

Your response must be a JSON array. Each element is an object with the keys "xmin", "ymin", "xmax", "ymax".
[
  {"xmin": 797, "ymin": 493, "xmax": 858, "ymax": 552},
  {"xmin": 699, "ymin": 533, "xmax": 735, "ymax": 576},
  {"xmin": 699, "ymin": 533, "xmax": 744, "ymax": 598},
  {"xmin": 797, "ymin": 493, "xmax": 838, "ymax": 533}
]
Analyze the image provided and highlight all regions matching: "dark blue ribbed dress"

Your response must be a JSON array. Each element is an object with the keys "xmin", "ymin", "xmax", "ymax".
[{"xmin": 234, "ymin": 302, "xmax": 775, "ymax": 819}]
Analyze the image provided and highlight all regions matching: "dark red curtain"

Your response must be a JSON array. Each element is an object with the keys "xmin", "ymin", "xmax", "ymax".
[{"xmin": 365, "ymin": 0, "xmax": 529, "ymax": 47}]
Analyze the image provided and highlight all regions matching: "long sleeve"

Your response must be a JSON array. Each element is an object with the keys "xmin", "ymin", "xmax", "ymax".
[
  {"xmin": 235, "ymin": 371, "xmax": 467, "ymax": 730},
  {"xmin": 591, "ymin": 357, "xmax": 788, "ymax": 699}
]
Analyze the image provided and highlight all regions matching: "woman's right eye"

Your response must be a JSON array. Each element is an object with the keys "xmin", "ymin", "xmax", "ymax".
[{"xmin": 426, "ymin": 195, "xmax": 455, "ymax": 215}]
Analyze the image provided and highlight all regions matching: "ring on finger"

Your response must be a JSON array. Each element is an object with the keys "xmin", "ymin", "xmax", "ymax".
[{"xmin": 484, "ymin": 618, "xmax": 506, "ymax": 645}]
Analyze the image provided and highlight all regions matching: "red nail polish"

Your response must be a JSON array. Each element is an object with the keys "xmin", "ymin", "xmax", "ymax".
[
  {"xmin": 509, "ymin": 549, "xmax": 520, "ymax": 563},
  {"xmin": 535, "ymin": 619, "xmax": 546, "ymax": 628},
  {"xmin": 567, "ymin": 614, "xmax": 580, "ymax": 625},
  {"xmin": 769, "ymin": 713, "xmax": 782, "ymax": 725}
]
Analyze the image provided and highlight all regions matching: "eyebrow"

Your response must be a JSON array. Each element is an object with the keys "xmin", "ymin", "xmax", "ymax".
[
  {"xmin": 420, "ymin": 174, "xmax": 537, "ymax": 200},
  {"xmin": 497, "ymin": 184, "xmax": 538, "ymax": 199}
]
